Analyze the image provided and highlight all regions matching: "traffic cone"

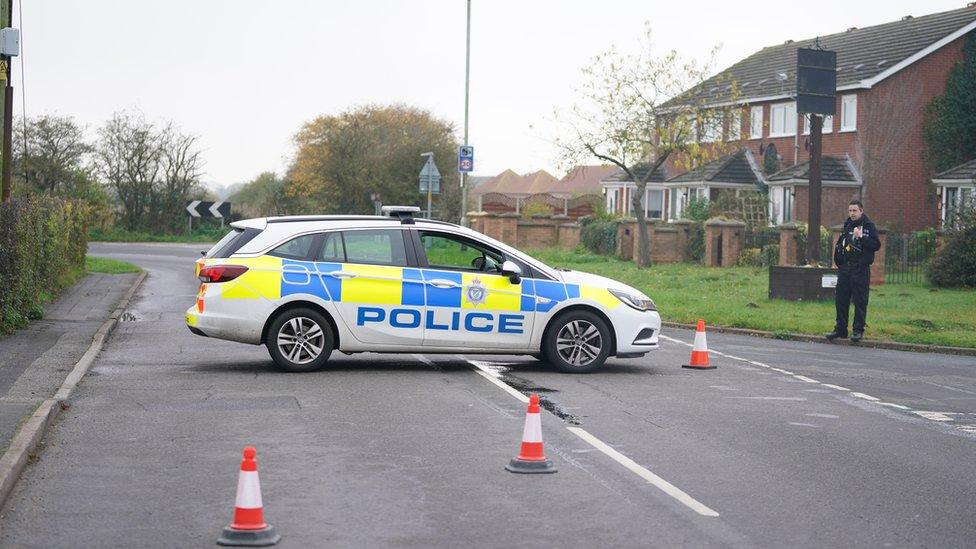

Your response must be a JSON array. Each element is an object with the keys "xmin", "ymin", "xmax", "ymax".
[
  {"xmin": 682, "ymin": 319, "xmax": 716, "ymax": 370},
  {"xmin": 505, "ymin": 394, "xmax": 557, "ymax": 474},
  {"xmin": 217, "ymin": 446, "xmax": 281, "ymax": 547}
]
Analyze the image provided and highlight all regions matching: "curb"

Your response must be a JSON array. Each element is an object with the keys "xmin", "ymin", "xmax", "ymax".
[
  {"xmin": 0, "ymin": 270, "xmax": 147, "ymax": 509},
  {"xmin": 662, "ymin": 321, "xmax": 976, "ymax": 357}
]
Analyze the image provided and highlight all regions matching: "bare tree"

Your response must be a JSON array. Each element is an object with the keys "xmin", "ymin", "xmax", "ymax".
[
  {"xmin": 855, "ymin": 84, "xmax": 925, "ymax": 208},
  {"xmin": 95, "ymin": 111, "xmax": 204, "ymax": 231},
  {"xmin": 556, "ymin": 26, "xmax": 737, "ymax": 267}
]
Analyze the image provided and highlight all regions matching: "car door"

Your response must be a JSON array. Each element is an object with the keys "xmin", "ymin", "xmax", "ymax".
[
  {"xmin": 327, "ymin": 228, "xmax": 425, "ymax": 346},
  {"xmin": 414, "ymin": 229, "xmax": 535, "ymax": 349}
]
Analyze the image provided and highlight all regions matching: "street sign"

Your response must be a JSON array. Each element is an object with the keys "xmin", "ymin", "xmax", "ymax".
[
  {"xmin": 419, "ymin": 155, "xmax": 441, "ymax": 194},
  {"xmin": 458, "ymin": 145, "xmax": 474, "ymax": 173},
  {"xmin": 797, "ymin": 48, "xmax": 837, "ymax": 115},
  {"xmin": 185, "ymin": 200, "xmax": 231, "ymax": 219}
]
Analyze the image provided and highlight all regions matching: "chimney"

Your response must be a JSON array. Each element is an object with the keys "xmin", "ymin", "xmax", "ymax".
[
  {"xmin": 784, "ymin": 39, "xmax": 794, "ymax": 44},
  {"xmin": 847, "ymin": 27, "xmax": 858, "ymax": 32},
  {"xmin": 901, "ymin": 15, "xmax": 913, "ymax": 21}
]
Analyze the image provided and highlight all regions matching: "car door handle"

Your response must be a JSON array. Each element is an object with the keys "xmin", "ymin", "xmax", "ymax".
[
  {"xmin": 427, "ymin": 279, "xmax": 460, "ymax": 289},
  {"xmin": 329, "ymin": 271, "xmax": 357, "ymax": 279}
]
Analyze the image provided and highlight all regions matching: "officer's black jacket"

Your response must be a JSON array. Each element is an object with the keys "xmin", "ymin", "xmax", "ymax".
[{"xmin": 833, "ymin": 214, "xmax": 881, "ymax": 269}]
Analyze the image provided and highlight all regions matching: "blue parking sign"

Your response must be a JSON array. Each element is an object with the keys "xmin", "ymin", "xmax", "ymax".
[{"xmin": 458, "ymin": 145, "xmax": 474, "ymax": 173}]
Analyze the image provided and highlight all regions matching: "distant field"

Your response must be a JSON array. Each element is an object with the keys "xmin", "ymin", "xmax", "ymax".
[{"xmin": 527, "ymin": 248, "xmax": 976, "ymax": 349}]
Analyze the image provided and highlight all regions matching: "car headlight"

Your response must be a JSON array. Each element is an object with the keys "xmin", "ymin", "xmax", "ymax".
[{"xmin": 609, "ymin": 289, "xmax": 656, "ymax": 311}]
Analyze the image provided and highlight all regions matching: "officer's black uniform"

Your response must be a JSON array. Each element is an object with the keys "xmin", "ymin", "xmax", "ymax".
[{"xmin": 831, "ymin": 214, "xmax": 881, "ymax": 339}]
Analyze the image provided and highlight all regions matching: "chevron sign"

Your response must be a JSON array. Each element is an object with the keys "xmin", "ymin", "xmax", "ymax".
[{"xmin": 185, "ymin": 200, "xmax": 231, "ymax": 219}]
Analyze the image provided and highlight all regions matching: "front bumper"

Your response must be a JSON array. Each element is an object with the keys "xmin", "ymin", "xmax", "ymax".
[{"xmin": 611, "ymin": 307, "xmax": 661, "ymax": 355}]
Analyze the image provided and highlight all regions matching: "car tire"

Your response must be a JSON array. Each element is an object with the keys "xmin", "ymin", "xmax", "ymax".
[
  {"xmin": 266, "ymin": 308, "xmax": 334, "ymax": 372},
  {"xmin": 543, "ymin": 310, "xmax": 611, "ymax": 373}
]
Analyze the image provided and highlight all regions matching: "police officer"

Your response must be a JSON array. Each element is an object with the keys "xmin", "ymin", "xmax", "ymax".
[{"xmin": 826, "ymin": 199, "xmax": 881, "ymax": 343}]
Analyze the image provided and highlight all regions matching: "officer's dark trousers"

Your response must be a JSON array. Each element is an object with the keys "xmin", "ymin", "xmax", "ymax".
[{"xmin": 834, "ymin": 265, "xmax": 870, "ymax": 334}]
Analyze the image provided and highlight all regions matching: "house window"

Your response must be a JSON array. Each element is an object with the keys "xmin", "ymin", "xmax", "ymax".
[
  {"xmin": 670, "ymin": 188, "xmax": 679, "ymax": 219},
  {"xmin": 943, "ymin": 186, "xmax": 975, "ymax": 224},
  {"xmin": 802, "ymin": 114, "xmax": 834, "ymax": 135},
  {"xmin": 727, "ymin": 109, "xmax": 742, "ymax": 142},
  {"xmin": 841, "ymin": 94, "xmax": 857, "ymax": 131},
  {"xmin": 750, "ymin": 106, "xmax": 763, "ymax": 138},
  {"xmin": 783, "ymin": 187, "xmax": 793, "ymax": 222},
  {"xmin": 769, "ymin": 102, "xmax": 797, "ymax": 137},
  {"xmin": 606, "ymin": 188, "xmax": 618, "ymax": 215},
  {"xmin": 642, "ymin": 189, "xmax": 664, "ymax": 219}
]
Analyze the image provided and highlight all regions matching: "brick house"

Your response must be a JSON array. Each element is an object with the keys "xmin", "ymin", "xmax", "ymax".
[{"xmin": 655, "ymin": 5, "xmax": 976, "ymax": 231}]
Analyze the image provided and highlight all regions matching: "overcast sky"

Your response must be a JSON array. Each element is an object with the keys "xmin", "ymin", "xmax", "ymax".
[{"xmin": 18, "ymin": 0, "xmax": 968, "ymax": 189}]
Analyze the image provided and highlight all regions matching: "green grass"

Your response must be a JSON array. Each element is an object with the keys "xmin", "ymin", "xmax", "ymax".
[
  {"xmin": 527, "ymin": 248, "xmax": 976, "ymax": 349},
  {"xmin": 85, "ymin": 256, "xmax": 142, "ymax": 274},
  {"xmin": 89, "ymin": 227, "xmax": 225, "ymax": 243}
]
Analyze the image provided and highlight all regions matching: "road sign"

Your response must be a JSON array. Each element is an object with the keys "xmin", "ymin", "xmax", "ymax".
[
  {"xmin": 185, "ymin": 200, "xmax": 231, "ymax": 219},
  {"xmin": 458, "ymin": 145, "xmax": 474, "ymax": 173},
  {"xmin": 419, "ymin": 156, "xmax": 441, "ymax": 194},
  {"xmin": 797, "ymin": 48, "xmax": 837, "ymax": 115}
]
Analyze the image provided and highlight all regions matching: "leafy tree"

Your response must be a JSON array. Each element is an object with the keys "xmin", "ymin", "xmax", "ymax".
[
  {"xmin": 14, "ymin": 115, "xmax": 95, "ymax": 196},
  {"xmin": 230, "ymin": 171, "xmax": 290, "ymax": 218},
  {"xmin": 556, "ymin": 25, "xmax": 738, "ymax": 267},
  {"xmin": 923, "ymin": 33, "xmax": 976, "ymax": 172},
  {"xmin": 287, "ymin": 104, "xmax": 461, "ymax": 221}
]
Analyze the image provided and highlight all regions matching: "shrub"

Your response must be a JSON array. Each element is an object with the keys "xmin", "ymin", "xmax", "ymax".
[
  {"xmin": 0, "ymin": 197, "xmax": 89, "ymax": 333},
  {"xmin": 795, "ymin": 222, "xmax": 832, "ymax": 266},
  {"xmin": 686, "ymin": 222, "xmax": 705, "ymax": 263},
  {"xmin": 521, "ymin": 202, "xmax": 551, "ymax": 220},
  {"xmin": 736, "ymin": 248, "xmax": 762, "ymax": 267},
  {"xmin": 579, "ymin": 215, "xmax": 617, "ymax": 255},
  {"xmin": 761, "ymin": 244, "xmax": 780, "ymax": 266},
  {"xmin": 927, "ymin": 222, "xmax": 976, "ymax": 287}
]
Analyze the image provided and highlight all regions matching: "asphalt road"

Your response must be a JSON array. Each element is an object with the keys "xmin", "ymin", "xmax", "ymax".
[{"xmin": 2, "ymin": 242, "xmax": 974, "ymax": 548}]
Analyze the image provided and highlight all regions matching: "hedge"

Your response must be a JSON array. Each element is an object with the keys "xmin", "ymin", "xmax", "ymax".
[
  {"xmin": 579, "ymin": 216, "xmax": 617, "ymax": 256},
  {"xmin": 0, "ymin": 197, "xmax": 89, "ymax": 334}
]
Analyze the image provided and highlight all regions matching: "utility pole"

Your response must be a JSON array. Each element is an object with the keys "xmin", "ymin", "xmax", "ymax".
[
  {"xmin": 0, "ymin": 0, "xmax": 12, "ymax": 203},
  {"xmin": 806, "ymin": 114, "xmax": 823, "ymax": 265},
  {"xmin": 460, "ymin": 0, "xmax": 471, "ymax": 226}
]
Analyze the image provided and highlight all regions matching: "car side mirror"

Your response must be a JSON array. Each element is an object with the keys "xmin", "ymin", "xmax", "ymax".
[{"xmin": 501, "ymin": 260, "xmax": 522, "ymax": 284}]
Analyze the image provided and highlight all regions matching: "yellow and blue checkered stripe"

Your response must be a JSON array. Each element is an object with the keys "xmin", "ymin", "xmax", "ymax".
[{"xmin": 216, "ymin": 257, "xmax": 618, "ymax": 311}]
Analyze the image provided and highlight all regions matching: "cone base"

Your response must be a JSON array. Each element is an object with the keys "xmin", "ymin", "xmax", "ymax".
[
  {"xmin": 682, "ymin": 364, "xmax": 717, "ymax": 369},
  {"xmin": 506, "ymin": 457, "xmax": 557, "ymax": 474},
  {"xmin": 217, "ymin": 524, "xmax": 281, "ymax": 547}
]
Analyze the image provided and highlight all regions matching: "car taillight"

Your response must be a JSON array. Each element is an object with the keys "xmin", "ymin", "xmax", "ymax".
[{"xmin": 199, "ymin": 265, "xmax": 249, "ymax": 283}]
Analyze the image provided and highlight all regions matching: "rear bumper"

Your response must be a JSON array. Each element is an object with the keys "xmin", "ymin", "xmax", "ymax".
[{"xmin": 185, "ymin": 307, "xmax": 262, "ymax": 344}]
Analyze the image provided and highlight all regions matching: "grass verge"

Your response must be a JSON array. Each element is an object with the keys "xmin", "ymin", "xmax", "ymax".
[
  {"xmin": 528, "ymin": 248, "xmax": 976, "ymax": 349},
  {"xmin": 85, "ymin": 256, "xmax": 142, "ymax": 274},
  {"xmin": 89, "ymin": 227, "xmax": 226, "ymax": 243}
]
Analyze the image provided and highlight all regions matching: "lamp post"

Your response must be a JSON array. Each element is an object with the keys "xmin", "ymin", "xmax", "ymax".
[{"xmin": 460, "ymin": 0, "xmax": 471, "ymax": 226}]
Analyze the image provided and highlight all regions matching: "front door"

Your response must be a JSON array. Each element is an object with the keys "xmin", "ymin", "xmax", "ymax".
[
  {"xmin": 415, "ymin": 230, "xmax": 534, "ymax": 349},
  {"xmin": 328, "ymin": 228, "xmax": 425, "ymax": 346}
]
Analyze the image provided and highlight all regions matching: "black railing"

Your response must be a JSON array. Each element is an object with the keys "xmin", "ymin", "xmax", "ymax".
[{"xmin": 885, "ymin": 232, "xmax": 936, "ymax": 284}]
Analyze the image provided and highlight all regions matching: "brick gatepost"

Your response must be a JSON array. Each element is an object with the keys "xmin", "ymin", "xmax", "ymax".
[{"xmin": 778, "ymin": 222, "xmax": 801, "ymax": 266}]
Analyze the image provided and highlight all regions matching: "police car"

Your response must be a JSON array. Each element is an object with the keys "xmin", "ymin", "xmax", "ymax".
[{"xmin": 186, "ymin": 207, "xmax": 660, "ymax": 373}]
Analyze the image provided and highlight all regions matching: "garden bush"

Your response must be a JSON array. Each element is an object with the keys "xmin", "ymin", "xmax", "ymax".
[
  {"xmin": 0, "ymin": 197, "xmax": 89, "ymax": 333},
  {"xmin": 579, "ymin": 214, "xmax": 618, "ymax": 256},
  {"xmin": 927, "ymin": 220, "xmax": 976, "ymax": 287}
]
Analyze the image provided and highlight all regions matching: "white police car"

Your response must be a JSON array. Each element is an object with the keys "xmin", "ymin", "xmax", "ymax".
[{"xmin": 186, "ymin": 207, "xmax": 660, "ymax": 373}]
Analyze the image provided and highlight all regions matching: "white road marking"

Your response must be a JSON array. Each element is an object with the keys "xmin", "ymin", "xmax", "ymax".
[
  {"xmin": 727, "ymin": 396, "xmax": 807, "ymax": 401},
  {"xmin": 914, "ymin": 411, "xmax": 953, "ymax": 422},
  {"xmin": 664, "ymin": 332, "xmax": 975, "ymax": 435},
  {"xmin": 468, "ymin": 362, "xmax": 529, "ymax": 404},
  {"xmin": 412, "ymin": 354, "xmax": 433, "ymax": 366},
  {"xmin": 805, "ymin": 413, "xmax": 840, "ymax": 419},
  {"xmin": 566, "ymin": 427, "xmax": 720, "ymax": 517},
  {"xmin": 465, "ymin": 358, "xmax": 719, "ymax": 518},
  {"xmin": 788, "ymin": 422, "xmax": 819, "ymax": 427}
]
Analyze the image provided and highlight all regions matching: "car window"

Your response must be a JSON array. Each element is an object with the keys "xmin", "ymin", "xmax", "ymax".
[
  {"xmin": 318, "ymin": 232, "xmax": 345, "ymax": 262},
  {"xmin": 268, "ymin": 234, "xmax": 316, "ymax": 260},
  {"xmin": 343, "ymin": 229, "xmax": 407, "ymax": 266},
  {"xmin": 420, "ymin": 231, "xmax": 504, "ymax": 273}
]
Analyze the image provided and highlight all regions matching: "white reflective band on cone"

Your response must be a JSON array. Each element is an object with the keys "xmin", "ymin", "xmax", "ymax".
[
  {"xmin": 521, "ymin": 412, "xmax": 543, "ymax": 443},
  {"xmin": 693, "ymin": 330, "xmax": 708, "ymax": 352},
  {"xmin": 235, "ymin": 471, "xmax": 264, "ymax": 509}
]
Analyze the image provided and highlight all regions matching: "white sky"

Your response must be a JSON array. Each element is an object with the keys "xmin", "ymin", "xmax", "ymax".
[{"xmin": 18, "ymin": 0, "xmax": 968, "ymax": 189}]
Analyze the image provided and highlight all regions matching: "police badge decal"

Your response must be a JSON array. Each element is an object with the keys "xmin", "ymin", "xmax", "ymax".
[{"xmin": 466, "ymin": 278, "xmax": 487, "ymax": 306}]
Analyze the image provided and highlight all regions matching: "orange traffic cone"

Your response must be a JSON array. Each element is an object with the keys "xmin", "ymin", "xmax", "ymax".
[
  {"xmin": 682, "ymin": 319, "xmax": 716, "ymax": 370},
  {"xmin": 217, "ymin": 446, "xmax": 281, "ymax": 547},
  {"xmin": 506, "ymin": 394, "xmax": 557, "ymax": 474}
]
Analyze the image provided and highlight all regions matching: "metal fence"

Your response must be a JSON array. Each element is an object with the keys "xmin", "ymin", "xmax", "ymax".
[
  {"xmin": 885, "ymin": 232, "xmax": 937, "ymax": 284},
  {"xmin": 743, "ymin": 227, "xmax": 779, "ymax": 250}
]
